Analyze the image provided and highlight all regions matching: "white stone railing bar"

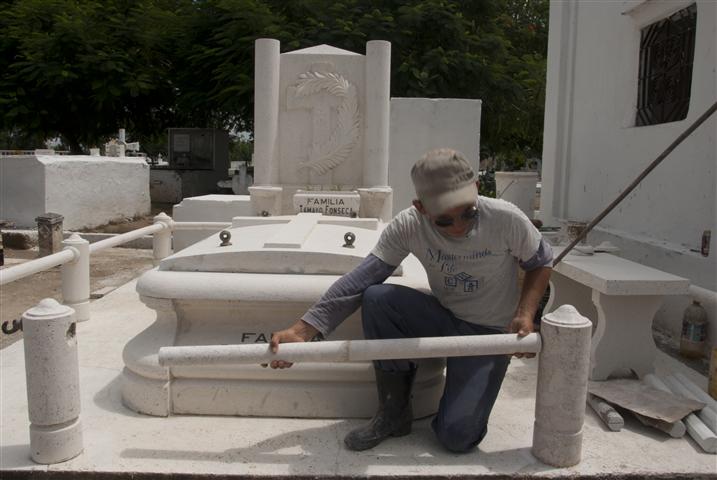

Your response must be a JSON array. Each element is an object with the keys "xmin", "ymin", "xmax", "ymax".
[
  {"xmin": 0, "ymin": 212, "xmax": 248, "ymax": 325},
  {"xmin": 88, "ymin": 223, "xmax": 167, "ymax": 254},
  {"xmin": 158, "ymin": 333, "xmax": 542, "ymax": 366},
  {"xmin": 0, "ymin": 247, "xmax": 78, "ymax": 285},
  {"xmin": 0, "ymin": 213, "xmax": 176, "ymax": 324},
  {"xmin": 0, "ymin": 213, "xmax": 232, "ymax": 288},
  {"xmin": 159, "ymin": 305, "xmax": 593, "ymax": 468}
]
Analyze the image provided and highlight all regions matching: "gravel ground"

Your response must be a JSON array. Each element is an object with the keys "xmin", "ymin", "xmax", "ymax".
[{"xmin": 1, "ymin": 247, "xmax": 154, "ymax": 350}]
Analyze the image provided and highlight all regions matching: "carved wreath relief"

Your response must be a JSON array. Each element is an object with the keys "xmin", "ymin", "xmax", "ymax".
[{"xmin": 290, "ymin": 71, "xmax": 361, "ymax": 176}]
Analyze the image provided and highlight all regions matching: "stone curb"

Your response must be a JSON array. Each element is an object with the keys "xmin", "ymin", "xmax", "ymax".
[{"xmin": 0, "ymin": 471, "xmax": 713, "ymax": 480}]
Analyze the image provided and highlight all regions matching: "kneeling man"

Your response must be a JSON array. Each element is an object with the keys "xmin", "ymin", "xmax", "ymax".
[{"xmin": 268, "ymin": 148, "xmax": 552, "ymax": 453}]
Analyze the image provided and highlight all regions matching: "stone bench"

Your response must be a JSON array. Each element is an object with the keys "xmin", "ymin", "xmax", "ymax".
[{"xmin": 545, "ymin": 247, "xmax": 689, "ymax": 380}]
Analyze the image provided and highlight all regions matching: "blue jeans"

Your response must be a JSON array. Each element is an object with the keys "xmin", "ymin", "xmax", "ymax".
[{"xmin": 361, "ymin": 284, "xmax": 511, "ymax": 453}]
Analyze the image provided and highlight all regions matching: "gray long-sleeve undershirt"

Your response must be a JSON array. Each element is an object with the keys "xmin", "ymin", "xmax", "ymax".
[
  {"xmin": 301, "ymin": 254, "xmax": 395, "ymax": 337},
  {"xmin": 301, "ymin": 238, "xmax": 553, "ymax": 337}
]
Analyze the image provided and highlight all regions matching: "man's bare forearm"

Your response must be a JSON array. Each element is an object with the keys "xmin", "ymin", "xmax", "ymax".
[
  {"xmin": 292, "ymin": 319, "xmax": 320, "ymax": 341},
  {"xmin": 515, "ymin": 267, "xmax": 552, "ymax": 321}
]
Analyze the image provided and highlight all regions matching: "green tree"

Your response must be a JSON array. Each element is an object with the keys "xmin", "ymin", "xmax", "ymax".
[
  {"xmin": 0, "ymin": 0, "xmax": 183, "ymax": 152},
  {"xmin": 260, "ymin": 0, "xmax": 548, "ymax": 163},
  {"xmin": 488, "ymin": 0, "xmax": 549, "ymax": 168},
  {"xmin": 167, "ymin": 0, "xmax": 282, "ymax": 134},
  {"xmin": 1, "ymin": 0, "xmax": 549, "ymax": 161}
]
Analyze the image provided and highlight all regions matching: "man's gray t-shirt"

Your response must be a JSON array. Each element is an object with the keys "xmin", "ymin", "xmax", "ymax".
[{"xmin": 371, "ymin": 196, "xmax": 542, "ymax": 330}]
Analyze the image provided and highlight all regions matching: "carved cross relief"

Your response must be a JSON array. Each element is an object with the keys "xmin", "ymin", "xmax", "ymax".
[
  {"xmin": 285, "ymin": 61, "xmax": 362, "ymax": 183},
  {"xmin": 287, "ymin": 88, "xmax": 342, "ymax": 166}
]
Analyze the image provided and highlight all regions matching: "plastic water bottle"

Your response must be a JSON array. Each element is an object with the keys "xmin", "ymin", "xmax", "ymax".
[{"xmin": 680, "ymin": 300, "xmax": 708, "ymax": 359}]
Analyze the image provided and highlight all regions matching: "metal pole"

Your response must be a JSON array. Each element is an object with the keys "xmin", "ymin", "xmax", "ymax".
[{"xmin": 554, "ymin": 101, "xmax": 717, "ymax": 265}]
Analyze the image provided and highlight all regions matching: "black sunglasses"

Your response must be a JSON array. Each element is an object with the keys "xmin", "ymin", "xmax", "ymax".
[{"xmin": 433, "ymin": 205, "xmax": 479, "ymax": 228}]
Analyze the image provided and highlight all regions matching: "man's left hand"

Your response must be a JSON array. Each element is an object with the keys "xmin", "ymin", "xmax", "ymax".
[{"xmin": 508, "ymin": 315, "xmax": 536, "ymax": 359}]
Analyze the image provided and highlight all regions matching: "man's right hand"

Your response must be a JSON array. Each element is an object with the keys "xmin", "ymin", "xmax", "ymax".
[{"xmin": 264, "ymin": 320, "xmax": 319, "ymax": 369}]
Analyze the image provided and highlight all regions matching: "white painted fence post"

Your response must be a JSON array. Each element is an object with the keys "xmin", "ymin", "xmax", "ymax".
[
  {"xmin": 153, "ymin": 212, "xmax": 173, "ymax": 265},
  {"xmin": 532, "ymin": 304, "xmax": 592, "ymax": 467},
  {"xmin": 22, "ymin": 299, "xmax": 83, "ymax": 464},
  {"xmin": 61, "ymin": 233, "xmax": 90, "ymax": 322}
]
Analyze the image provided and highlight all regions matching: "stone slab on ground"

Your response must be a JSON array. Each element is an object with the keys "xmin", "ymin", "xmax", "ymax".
[{"xmin": 1, "ymin": 279, "xmax": 715, "ymax": 479}]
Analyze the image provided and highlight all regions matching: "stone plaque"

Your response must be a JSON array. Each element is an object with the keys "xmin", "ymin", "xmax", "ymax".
[{"xmin": 293, "ymin": 191, "xmax": 360, "ymax": 217}]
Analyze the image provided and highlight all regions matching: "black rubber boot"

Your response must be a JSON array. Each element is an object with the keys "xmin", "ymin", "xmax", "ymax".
[{"xmin": 344, "ymin": 367, "xmax": 416, "ymax": 451}]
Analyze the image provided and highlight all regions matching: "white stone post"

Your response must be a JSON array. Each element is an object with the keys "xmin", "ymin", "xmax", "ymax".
[
  {"xmin": 61, "ymin": 234, "xmax": 89, "ymax": 323},
  {"xmin": 358, "ymin": 187, "xmax": 393, "ymax": 222},
  {"xmin": 364, "ymin": 40, "xmax": 391, "ymax": 187},
  {"xmin": 22, "ymin": 299, "xmax": 83, "ymax": 464},
  {"xmin": 532, "ymin": 304, "xmax": 592, "ymax": 467},
  {"xmin": 254, "ymin": 38, "xmax": 281, "ymax": 185},
  {"xmin": 36, "ymin": 213, "xmax": 64, "ymax": 257},
  {"xmin": 152, "ymin": 212, "xmax": 173, "ymax": 265},
  {"xmin": 248, "ymin": 186, "xmax": 283, "ymax": 217}
]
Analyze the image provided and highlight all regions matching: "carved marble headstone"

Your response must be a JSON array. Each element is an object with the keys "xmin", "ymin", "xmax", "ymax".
[{"xmin": 250, "ymin": 40, "xmax": 392, "ymax": 221}]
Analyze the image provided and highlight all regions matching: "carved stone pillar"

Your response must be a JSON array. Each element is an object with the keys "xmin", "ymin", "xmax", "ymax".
[
  {"xmin": 35, "ymin": 213, "xmax": 64, "ymax": 257},
  {"xmin": 364, "ymin": 40, "xmax": 391, "ymax": 187},
  {"xmin": 253, "ymin": 38, "xmax": 281, "ymax": 186}
]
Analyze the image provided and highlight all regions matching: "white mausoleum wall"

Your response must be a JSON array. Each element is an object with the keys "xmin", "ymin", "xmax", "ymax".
[
  {"xmin": 0, "ymin": 155, "xmax": 46, "ymax": 225},
  {"xmin": 0, "ymin": 155, "xmax": 150, "ymax": 230},
  {"xmin": 389, "ymin": 98, "xmax": 481, "ymax": 214},
  {"xmin": 541, "ymin": 0, "xmax": 717, "ymax": 339},
  {"xmin": 541, "ymin": 0, "xmax": 716, "ymax": 289}
]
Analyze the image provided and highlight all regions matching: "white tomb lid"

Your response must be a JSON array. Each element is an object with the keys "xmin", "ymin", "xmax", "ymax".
[{"xmin": 160, "ymin": 213, "xmax": 401, "ymax": 276}]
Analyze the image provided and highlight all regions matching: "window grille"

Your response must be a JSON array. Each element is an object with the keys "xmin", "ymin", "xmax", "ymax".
[{"xmin": 636, "ymin": 4, "xmax": 697, "ymax": 126}]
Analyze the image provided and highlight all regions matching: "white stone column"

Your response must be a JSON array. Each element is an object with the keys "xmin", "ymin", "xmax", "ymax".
[
  {"xmin": 152, "ymin": 212, "xmax": 173, "ymax": 265},
  {"xmin": 364, "ymin": 40, "xmax": 391, "ymax": 187},
  {"xmin": 539, "ymin": 1, "xmax": 578, "ymax": 226},
  {"xmin": 248, "ymin": 186, "xmax": 283, "ymax": 216},
  {"xmin": 22, "ymin": 298, "xmax": 83, "ymax": 464},
  {"xmin": 61, "ymin": 233, "xmax": 89, "ymax": 323},
  {"xmin": 532, "ymin": 304, "xmax": 592, "ymax": 467},
  {"xmin": 358, "ymin": 187, "xmax": 393, "ymax": 222},
  {"xmin": 253, "ymin": 38, "xmax": 281, "ymax": 185}
]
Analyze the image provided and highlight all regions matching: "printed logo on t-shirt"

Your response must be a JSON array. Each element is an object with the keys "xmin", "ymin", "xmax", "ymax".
[
  {"xmin": 444, "ymin": 272, "xmax": 482, "ymax": 292},
  {"xmin": 424, "ymin": 247, "xmax": 497, "ymax": 294},
  {"xmin": 425, "ymin": 247, "xmax": 496, "ymax": 274}
]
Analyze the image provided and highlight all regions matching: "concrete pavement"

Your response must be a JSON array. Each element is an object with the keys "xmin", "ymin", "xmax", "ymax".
[{"xmin": 1, "ymin": 278, "xmax": 715, "ymax": 478}]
